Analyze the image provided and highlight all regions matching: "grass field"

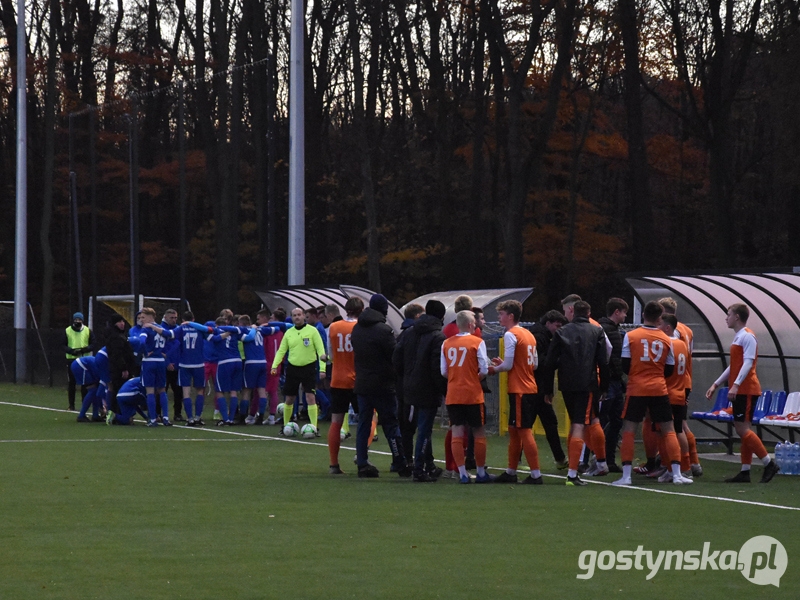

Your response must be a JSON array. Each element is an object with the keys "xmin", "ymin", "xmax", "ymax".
[{"xmin": 1, "ymin": 382, "xmax": 798, "ymax": 599}]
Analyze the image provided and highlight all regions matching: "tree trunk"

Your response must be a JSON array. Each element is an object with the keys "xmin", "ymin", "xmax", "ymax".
[
  {"xmin": 39, "ymin": 0, "xmax": 62, "ymax": 328},
  {"xmin": 618, "ymin": 0, "xmax": 653, "ymax": 269},
  {"xmin": 348, "ymin": 0, "xmax": 381, "ymax": 291}
]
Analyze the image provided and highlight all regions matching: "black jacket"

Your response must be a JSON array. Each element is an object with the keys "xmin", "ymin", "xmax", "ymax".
[
  {"xmin": 544, "ymin": 316, "xmax": 609, "ymax": 393},
  {"xmin": 393, "ymin": 318, "xmax": 417, "ymax": 405},
  {"xmin": 530, "ymin": 322, "xmax": 555, "ymax": 393},
  {"xmin": 103, "ymin": 325, "xmax": 136, "ymax": 376},
  {"xmin": 598, "ymin": 316, "xmax": 624, "ymax": 382},
  {"xmin": 352, "ymin": 308, "xmax": 397, "ymax": 395},
  {"xmin": 392, "ymin": 314, "xmax": 447, "ymax": 409}
]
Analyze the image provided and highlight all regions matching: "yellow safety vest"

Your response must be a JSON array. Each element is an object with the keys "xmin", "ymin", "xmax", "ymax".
[{"xmin": 65, "ymin": 326, "xmax": 92, "ymax": 359}]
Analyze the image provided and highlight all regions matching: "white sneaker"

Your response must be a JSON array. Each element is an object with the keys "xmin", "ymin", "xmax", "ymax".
[
  {"xmin": 443, "ymin": 470, "xmax": 458, "ymax": 479},
  {"xmin": 657, "ymin": 470, "xmax": 674, "ymax": 483},
  {"xmin": 267, "ymin": 415, "xmax": 276, "ymax": 425},
  {"xmin": 585, "ymin": 464, "xmax": 610, "ymax": 477},
  {"xmin": 681, "ymin": 470, "xmax": 694, "ymax": 479},
  {"xmin": 673, "ymin": 474, "xmax": 694, "ymax": 485},
  {"xmin": 244, "ymin": 415, "xmax": 256, "ymax": 425},
  {"xmin": 611, "ymin": 477, "xmax": 632, "ymax": 486}
]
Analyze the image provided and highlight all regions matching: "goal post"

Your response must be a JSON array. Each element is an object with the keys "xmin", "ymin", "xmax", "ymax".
[{"xmin": 89, "ymin": 296, "xmax": 191, "ymax": 331}]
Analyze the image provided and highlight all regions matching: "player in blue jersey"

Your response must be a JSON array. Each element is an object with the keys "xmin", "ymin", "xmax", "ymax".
[
  {"xmin": 128, "ymin": 310, "xmax": 146, "ymax": 377},
  {"xmin": 71, "ymin": 355, "xmax": 104, "ymax": 422},
  {"xmin": 187, "ymin": 317, "xmax": 243, "ymax": 426},
  {"xmin": 306, "ymin": 306, "xmax": 332, "ymax": 420},
  {"xmin": 109, "ymin": 377, "xmax": 150, "ymax": 425},
  {"xmin": 161, "ymin": 309, "xmax": 184, "ymax": 422},
  {"xmin": 237, "ymin": 313, "xmax": 279, "ymax": 424},
  {"xmin": 90, "ymin": 346, "xmax": 115, "ymax": 422},
  {"xmin": 136, "ymin": 307, "xmax": 176, "ymax": 427},
  {"xmin": 174, "ymin": 311, "xmax": 207, "ymax": 426}
]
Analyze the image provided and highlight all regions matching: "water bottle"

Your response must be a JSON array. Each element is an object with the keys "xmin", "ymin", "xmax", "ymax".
[
  {"xmin": 788, "ymin": 443, "xmax": 798, "ymax": 476},
  {"xmin": 793, "ymin": 443, "xmax": 800, "ymax": 475},
  {"xmin": 348, "ymin": 405, "xmax": 356, "ymax": 426},
  {"xmin": 775, "ymin": 443, "xmax": 784, "ymax": 473}
]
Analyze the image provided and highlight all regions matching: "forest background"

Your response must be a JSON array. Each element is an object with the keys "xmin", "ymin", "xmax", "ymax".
[{"xmin": 1, "ymin": 0, "xmax": 799, "ymax": 324}]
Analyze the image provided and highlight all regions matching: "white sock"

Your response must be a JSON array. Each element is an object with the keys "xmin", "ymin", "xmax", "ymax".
[
  {"xmin": 506, "ymin": 468, "xmax": 516, "ymax": 476},
  {"xmin": 762, "ymin": 455, "xmax": 771, "ymax": 466},
  {"xmin": 597, "ymin": 460, "xmax": 607, "ymax": 470},
  {"xmin": 622, "ymin": 465, "xmax": 632, "ymax": 479},
  {"xmin": 567, "ymin": 469, "xmax": 577, "ymax": 478},
  {"xmin": 458, "ymin": 465, "xmax": 468, "ymax": 477},
  {"xmin": 477, "ymin": 466, "xmax": 486, "ymax": 477},
  {"xmin": 671, "ymin": 463, "xmax": 681, "ymax": 478},
  {"xmin": 531, "ymin": 469, "xmax": 541, "ymax": 478},
  {"xmin": 742, "ymin": 464, "xmax": 751, "ymax": 472}
]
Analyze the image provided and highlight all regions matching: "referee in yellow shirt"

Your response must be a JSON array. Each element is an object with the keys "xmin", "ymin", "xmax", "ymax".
[{"xmin": 271, "ymin": 307, "xmax": 327, "ymax": 434}]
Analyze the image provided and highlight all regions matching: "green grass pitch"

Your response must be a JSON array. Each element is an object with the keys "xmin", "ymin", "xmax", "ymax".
[{"xmin": 1, "ymin": 383, "xmax": 798, "ymax": 599}]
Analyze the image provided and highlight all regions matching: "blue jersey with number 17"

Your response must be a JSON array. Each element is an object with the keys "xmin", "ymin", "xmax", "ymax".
[{"xmin": 175, "ymin": 324, "xmax": 205, "ymax": 368}]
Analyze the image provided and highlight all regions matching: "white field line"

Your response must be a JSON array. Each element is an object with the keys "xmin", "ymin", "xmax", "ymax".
[{"xmin": 2, "ymin": 400, "xmax": 799, "ymax": 512}]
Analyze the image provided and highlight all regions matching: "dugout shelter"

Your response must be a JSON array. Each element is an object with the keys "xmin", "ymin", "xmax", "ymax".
[
  {"xmin": 253, "ymin": 285, "xmax": 404, "ymax": 334},
  {"xmin": 625, "ymin": 269, "xmax": 800, "ymax": 443}
]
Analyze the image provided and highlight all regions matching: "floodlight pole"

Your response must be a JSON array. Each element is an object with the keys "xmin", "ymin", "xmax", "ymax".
[
  {"xmin": 14, "ymin": 0, "xmax": 28, "ymax": 383},
  {"xmin": 288, "ymin": 0, "xmax": 305, "ymax": 285},
  {"xmin": 178, "ymin": 82, "xmax": 187, "ymax": 311}
]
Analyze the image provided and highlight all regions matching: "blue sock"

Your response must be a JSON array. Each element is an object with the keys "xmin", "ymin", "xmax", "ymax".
[
  {"xmin": 229, "ymin": 397, "xmax": 239, "ymax": 421},
  {"xmin": 80, "ymin": 388, "xmax": 97, "ymax": 418},
  {"xmin": 218, "ymin": 398, "xmax": 229, "ymax": 422},
  {"xmin": 258, "ymin": 396, "xmax": 267, "ymax": 416},
  {"xmin": 147, "ymin": 394, "xmax": 157, "ymax": 422},
  {"xmin": 183, "ymin": 397, "xmax": 193, "ymax": 420},
  {"xmin": 159, "ymin": 392, "xmax": 169, "ymax": 420},
  {"xmin": 240, "ymin": 399, "xmax": 249, "ymax": 417},
  {"xmin": 92, "ymin": 391, "xmax": 102, "ymax": 418},
  {"xmin": 195, "ymin": 394, "xmax": 204, "ymax": 418}
]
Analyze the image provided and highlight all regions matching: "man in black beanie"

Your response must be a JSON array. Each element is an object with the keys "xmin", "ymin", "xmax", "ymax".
[
  {"xmin": 351, "ymin": 294, "xmax": 411, "ymax": 477},
  {"xmin": 102, "ymin": 314, "xmax": 136, "ymax": 414},
  {"xmin": 393, "ymin": 299, "xmax": 447, "ymax": 481}
]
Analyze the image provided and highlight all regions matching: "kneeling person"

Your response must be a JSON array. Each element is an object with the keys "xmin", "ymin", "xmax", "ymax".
[{"xmin": 112, "ymin": 377, "xmax": 150, "ymax": 425}]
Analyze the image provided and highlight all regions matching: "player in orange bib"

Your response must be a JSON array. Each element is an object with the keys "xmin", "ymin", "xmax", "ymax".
[
  {"xmin": 487, "ymin": 300, "xmax": 543, "ymax": 485},
  {"xmin": 657, "ymin": 315, "xmax": 692, "ymax": 482},
  {"xmin": 441, "ymin": 311, "xmax": 491, "ymax": 484},
  {"xmin": 326, "ymin": 297, "xmax": 364, "ymax": 474},
  {"xmin": 659, "ymin": 297, "xmax": 702, "ymax": 477},
  {"xmin": 612, "ymin": 301, "xmax": 692, "ymax": 486},
  {"xmin": 705, "ymin": 303, "xmax": 779, "ymax": 483}
]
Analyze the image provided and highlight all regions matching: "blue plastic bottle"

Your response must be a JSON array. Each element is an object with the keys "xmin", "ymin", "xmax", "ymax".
[
  {"xmin": 788, "ymin": 443, "xmax": 798, "ymax": 475},
  {"xmin": 794, "ymin": 443, "xmax": 800, "ymax": 475},
  {"xmin": 775, "ymin": 443, "xmax": 784, "ymax": 473}
]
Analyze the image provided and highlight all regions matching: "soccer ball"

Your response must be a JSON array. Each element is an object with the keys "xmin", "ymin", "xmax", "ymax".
[
  {"xmin": 301, "ymin": 424, "xmax": 317, "ymax": 439},
  {"xmin": 340, "ymin": 429, "xmax": 348, "ymax": 441},
  {"xmin": 276, "ymin": 402, "xmax": 285, "ymax": 416},
  {"xmin": 283, "ymin": 422, "xmax": 300, "ymax": 437}
]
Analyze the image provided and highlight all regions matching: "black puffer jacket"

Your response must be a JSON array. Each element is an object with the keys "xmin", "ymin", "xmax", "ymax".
[
  {"xmin": 530, "ymin": 322, "xmax": 555, "ymax": 394},
  {"xmin": 544, "ymin": 316, "xmax": 609, "ymax": 393},
  {"xmin": 598, "ymin": 316, "xmax": 624, "ymax": 382},
  {"xmin": 393, "ymin": 314, "xmax": 447, "ymax": 409},
  {"xmin": 352, "ymin": 308, "xmax": 397, "ymax": 395},
  {"xmin": 103, "ymin": 324, "xmax": 136, "ymax": 376}
]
